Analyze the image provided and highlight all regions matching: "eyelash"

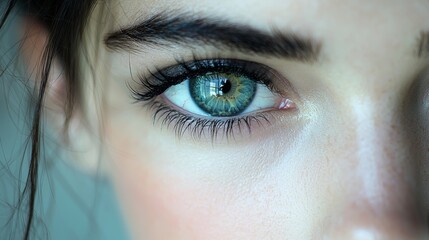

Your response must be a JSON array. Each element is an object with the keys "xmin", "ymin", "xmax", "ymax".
[
  {"xmin": 148, "ymin": 101, "xmax": 272, "ymax": 140},
  {"xmin": 130, "ymin": 58, "xmax": 280, "ymax": 140}
]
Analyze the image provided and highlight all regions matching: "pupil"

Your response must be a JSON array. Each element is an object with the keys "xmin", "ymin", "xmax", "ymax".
[{"xmin": 219, "ymin": 79, "xmax": 232, "ymax": 94}]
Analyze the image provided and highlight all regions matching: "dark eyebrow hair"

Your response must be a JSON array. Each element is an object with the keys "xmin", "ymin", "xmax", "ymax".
[{"xmin": 104, "ymin": 13, "xmax": 321, "ymax": 62}]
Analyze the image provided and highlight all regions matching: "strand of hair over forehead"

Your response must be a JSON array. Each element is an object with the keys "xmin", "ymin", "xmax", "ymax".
[{"xmin": 1, "ymin": 0, "xmax": 98, "ymax": 239}]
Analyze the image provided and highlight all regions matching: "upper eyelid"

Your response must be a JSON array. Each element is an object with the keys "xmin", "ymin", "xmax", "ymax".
[
  {"xmin": 151, "ymin": 59, "xmax": 278, "ymax": 85},
  {"xmin": 131, "ymin": 58, "xmax": 285, "ymax": 102}
]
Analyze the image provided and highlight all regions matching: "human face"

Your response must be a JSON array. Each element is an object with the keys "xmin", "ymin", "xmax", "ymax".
[{"xmin": 80, "ymin": 0, "xmax": 429, "ymax": 239}]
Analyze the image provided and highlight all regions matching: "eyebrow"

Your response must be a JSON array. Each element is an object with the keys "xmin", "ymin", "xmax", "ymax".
[{"xmin": 104, "ymin": 13, "xmax": 321, "ymax": 62}]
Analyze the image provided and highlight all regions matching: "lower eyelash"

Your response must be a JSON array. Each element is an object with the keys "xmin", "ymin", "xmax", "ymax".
[{"xmin": 148, "ymin": 101, "xmax": 272, "ymax": 141}]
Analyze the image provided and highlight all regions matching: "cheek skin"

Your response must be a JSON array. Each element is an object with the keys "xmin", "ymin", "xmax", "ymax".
[
  {"xmin": 105, "ymin": 127, "xmax": 262, "ymax": 240},
  {"xmin": 112, "ymin": 156, "xmax": 211, "ymax": 239},
  {"xmin": 108, "ymin": 144, "xmax": 246, "ymax": 240},
  {"xmin": 103, "ymin": 110, "xmax": 328, "ymax": 240}
]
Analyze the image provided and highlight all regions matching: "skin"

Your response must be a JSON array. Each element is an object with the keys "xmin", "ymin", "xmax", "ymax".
[{"xmin": 24, "ymin": 0, "xmax": 429, "ymax": 239}]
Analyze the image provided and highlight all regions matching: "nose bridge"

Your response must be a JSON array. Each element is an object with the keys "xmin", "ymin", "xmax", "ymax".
[
  {"xmin": 322, "ymin": 95, "xmax": 427, "ymax": 239},
  {"xmin": 351, "ymin": 95, "xmax": 410, "ymax": 203},
  {"xmin": 350, "ymin": 95, "xmax": 421, "ymax": 217}
]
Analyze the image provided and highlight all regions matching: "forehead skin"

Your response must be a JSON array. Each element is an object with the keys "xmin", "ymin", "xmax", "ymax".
[{"xmin": 86, "ymin": 0, "xmax": 429, "ymax": 239}]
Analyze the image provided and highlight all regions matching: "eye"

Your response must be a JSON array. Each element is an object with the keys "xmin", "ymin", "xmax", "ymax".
[
  {"xmin": 132, "ymin": 58, "xmax": 296, "ymax": 139},
  {"xmin": 164, "ymin": 71, "xmax": 284, "ymax": 117}
]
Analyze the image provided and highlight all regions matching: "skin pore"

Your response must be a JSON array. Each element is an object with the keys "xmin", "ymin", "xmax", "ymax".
[{"xmin": 27, "ymin": 0, "xmax": 429, "ymax": 239}]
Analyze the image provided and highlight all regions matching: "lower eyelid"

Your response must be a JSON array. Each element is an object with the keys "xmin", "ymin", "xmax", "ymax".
[
  {"xmin": 147, "ymin": 91, "xmax": 298, "ymax": 142},
  {"xmin": 148, "ymin": 100, "xmax": 279, "ymax": 141}
]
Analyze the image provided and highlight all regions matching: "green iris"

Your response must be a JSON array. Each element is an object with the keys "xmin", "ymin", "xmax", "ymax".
[{"xmin": 189, "ymin": 72, "xmax": 257, "ymax": 117}]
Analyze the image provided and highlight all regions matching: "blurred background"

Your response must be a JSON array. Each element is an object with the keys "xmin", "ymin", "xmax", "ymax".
[{"xmin": 0, "ymin": 4, "xmax": 129, "ymax": 240}]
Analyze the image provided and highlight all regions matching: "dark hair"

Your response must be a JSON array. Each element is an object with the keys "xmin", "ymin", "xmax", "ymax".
[{"xmin": 1, "ymin": 0, "xmax": 97, "ymax": 239}]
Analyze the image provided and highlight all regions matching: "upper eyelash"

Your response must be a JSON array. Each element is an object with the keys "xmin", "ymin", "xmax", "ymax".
[{"xmin": 130, "ymin": 58, "xmax": 276, "ymax": 102}]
